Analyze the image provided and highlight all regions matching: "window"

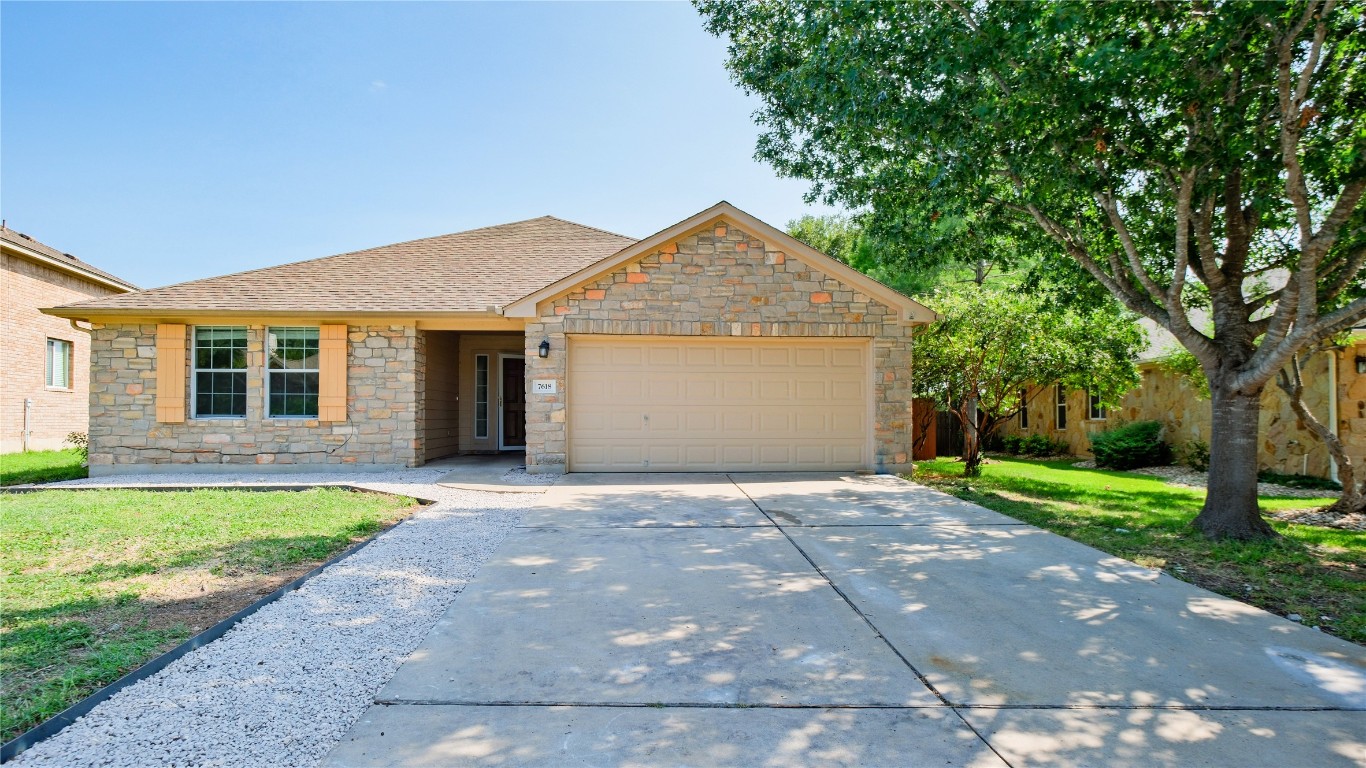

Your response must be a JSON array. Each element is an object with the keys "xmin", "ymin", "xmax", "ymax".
[
  {"xmin": 45, "ymin": 338, "xmax": 72, "ymax": 389},
  {"xmin": 193, "ymin": 326, "xmax": 248, "ymax": 418},
  {"xmin": 1018, "ymin": 388, "xmax": 1029, "ymax": 429},
  {"xmin": 268, "ymin": 327, "xmax": 320, "ymax": 418},
  {"xmin": 474, "ymin": 354, "xmax": 489, "ymax": 438},
  {"xmin": 1055, "ymin": 385, "xmax": 1068, "ymax": 431},
  {"xmin": 1088, "ymin": 389, "xmax": 1108, "ymax": 421}
]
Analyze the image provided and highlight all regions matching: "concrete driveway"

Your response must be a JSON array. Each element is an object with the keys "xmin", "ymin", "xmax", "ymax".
[{"xmin": 326, "ymin": 473, "xmax": 1366, "ymax": 767}]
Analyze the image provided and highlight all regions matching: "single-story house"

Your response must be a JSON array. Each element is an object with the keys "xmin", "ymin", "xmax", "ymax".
[
  {"xmin": 3, "ymin": 224, "xmax": 137, "ymax": 453},
  {"xmin": 1001, "ymin": 324, "xmax": 1366, "ymax": 481},
  {"xmin": 45, "ymin": 202, "xmax": 934, "ymax": 476}
]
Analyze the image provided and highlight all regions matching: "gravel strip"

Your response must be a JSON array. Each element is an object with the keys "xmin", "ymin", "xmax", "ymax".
[
  {"xmin": 12, "ymin": 467, "xmax": 535, "ymax": 768},
  {"xmin": 1069, "ymin": 459, "xmax": 1336, "ymax": 499}
]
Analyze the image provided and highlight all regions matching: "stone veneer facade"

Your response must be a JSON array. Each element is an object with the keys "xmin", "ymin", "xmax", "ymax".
[
  {"xmin": 522, "ymin": 220, "xmax": 916, "ymax": 474},
  {"xmin": 1001, "ymin": 342, "xmax": 1366, "ymax": 480},
  {"xmin": 88, "ymin": 323, "xmax": 421, "ymax": 473}
]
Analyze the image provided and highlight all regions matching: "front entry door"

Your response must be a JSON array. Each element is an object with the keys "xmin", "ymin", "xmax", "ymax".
[{"xmin": 499, "ymin": 356, "xmax": 526, "ymax": 450}]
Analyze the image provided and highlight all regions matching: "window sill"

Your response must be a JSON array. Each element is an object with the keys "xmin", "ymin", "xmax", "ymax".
[
  {"xmin": 191, "ymin": 416, "xmax": 247, "ymax": 422},
  {"xmin": 45, "ymin": 386, "xmax": 73, "ymax": 392}
]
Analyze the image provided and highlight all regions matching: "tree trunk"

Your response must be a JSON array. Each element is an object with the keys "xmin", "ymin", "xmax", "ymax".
[
  {"xmin": 961, "ymin": 394, "xmax": 982, "ymax": 476},
  {"xmin": 1193, "ymin": 388, "xmax": 1278, "ymax": 540}
]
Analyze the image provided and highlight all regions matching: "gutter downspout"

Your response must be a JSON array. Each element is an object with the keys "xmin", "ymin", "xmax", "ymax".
[
  {"xmin": 22, "ymin": 399, "xmax": 32, "ymax": 452},
  {"xmin": 1328, "ymin": 347, "xmax": 1339, "ymax": 484}
]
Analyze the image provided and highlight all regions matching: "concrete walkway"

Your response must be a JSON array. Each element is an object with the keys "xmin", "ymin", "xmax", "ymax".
[{"xmin": 326, "ymin": 473, "xmax": 1366, "ymax": 768}]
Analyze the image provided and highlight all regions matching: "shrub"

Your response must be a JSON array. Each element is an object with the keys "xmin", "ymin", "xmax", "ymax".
[
  {"xmin": 1090, "ymin": 420, "xmax": 1172, "ymax": 470},
  {"xmin": 64, "ymin": 432, "xmax": 89, "ymax": 463},
  {"xmin": 1000, "ymin": 433, "xmax": 1070, "ymax": 457},
  {"xmin": 1257, "ymin": 470, "xmax": 1342, "ymax": 492},
  {"xmin": 1176, "ymin": 439, "xmax": 1210, "ymax": 472}
]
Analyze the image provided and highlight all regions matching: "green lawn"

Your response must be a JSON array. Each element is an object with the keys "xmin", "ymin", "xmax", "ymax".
[
  {"xmin": 0, "ymin": 449, "xmax": 87, "ymax": 486},
  {"xmin": 913, "ymin": 457, "xmax": 1363, "ymax": 645},
  {"xmin": 0, "ymin": 487, "xmax": 418, "ymax": 741}
]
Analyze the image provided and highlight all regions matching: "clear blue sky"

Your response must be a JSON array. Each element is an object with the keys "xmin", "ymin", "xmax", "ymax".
[{"xmin": 1, "ymin": 1, "xmax": 838, "ymax": 289}]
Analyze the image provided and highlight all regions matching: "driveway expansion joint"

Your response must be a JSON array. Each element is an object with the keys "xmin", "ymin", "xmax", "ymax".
[
  {"xmin": 726, "ymin": 474, "xmax": 1018, "ymax": 768},
  {"xmin": 373, "ymin": 700, "xmax": 954, "ymax": 709}
]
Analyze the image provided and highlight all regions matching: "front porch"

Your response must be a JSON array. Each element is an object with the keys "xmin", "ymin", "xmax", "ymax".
[{"xmin": 420, "ymin": 330, "xmax": 527, "ymax": 464}]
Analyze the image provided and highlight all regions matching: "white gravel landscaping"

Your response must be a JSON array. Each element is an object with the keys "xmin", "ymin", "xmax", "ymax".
[{"xmin": 11, "ymin": 467, "xmax": 536, "ymax": 768}]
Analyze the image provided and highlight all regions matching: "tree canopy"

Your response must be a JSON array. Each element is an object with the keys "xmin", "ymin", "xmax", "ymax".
[{"xmin": 700, "ymin": 0, "xmax": 1366, "ymax": 539}]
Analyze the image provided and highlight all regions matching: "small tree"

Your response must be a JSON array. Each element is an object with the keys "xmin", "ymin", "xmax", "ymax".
[{"xmin": 915, "ymin": 286, "xmax": 1144, "ymax": 476}]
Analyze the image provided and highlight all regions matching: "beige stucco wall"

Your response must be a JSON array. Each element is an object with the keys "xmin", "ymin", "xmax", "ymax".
[
  {"xmin": 1001, "ymin": 342, "xmax": 1366, "ymax": 480},
  {"xmin": 88, "ymin": 323, "xmax": 420, "ymax": 473},
  {"xmin": 522, "ymin": 218, "xmax": 916, "ymax": 475},
  {"xmin": 2, "ymin": 251, "xmax": 123, "ymax": 452}
]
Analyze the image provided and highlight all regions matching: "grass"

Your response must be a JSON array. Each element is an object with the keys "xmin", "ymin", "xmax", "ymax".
[
  {"xmin": 0, "ymin": 449, "xmax": 87, "ymax": 486},
  {"xmin": 913, "ymin": 457, "xmax": 1364, "ymax": 646},
  {"xmin": 0, "ymin": 487, "xmax": 418, "ymax": 741}
]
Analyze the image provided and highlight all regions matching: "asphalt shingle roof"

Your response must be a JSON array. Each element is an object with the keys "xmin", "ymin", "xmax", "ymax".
[
  {"xmin": 58, "ymin": 216, "xmax": 637, "ymax": 315},
  {"xmin": 1, "ymin": 225, "xmax": 138, "ymax": 291}
]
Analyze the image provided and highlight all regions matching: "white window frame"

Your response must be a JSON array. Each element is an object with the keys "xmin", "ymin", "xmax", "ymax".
[
  {"xmin": 45, "ymin": 338, "xmax": 73, "ymax": 389},
  {"xmin": 1055, "ymin": 385, "xmax": 1068, "ymax": 431},
  {"xmin": 191, "ymin": 326, "xmax": 249, "ymax": 419},
  {"xmin": 267, "ymin": 327, "xmax": 320, "ymax": 419},
  {"xmin": 474, "ymin": 354, "xmax": 490, "ymax": 439}
]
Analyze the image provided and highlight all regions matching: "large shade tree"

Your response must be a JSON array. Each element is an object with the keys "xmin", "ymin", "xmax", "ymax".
[{"xmin": 699, "ymin": 0, "xmax": 1366, "ymax": 539}]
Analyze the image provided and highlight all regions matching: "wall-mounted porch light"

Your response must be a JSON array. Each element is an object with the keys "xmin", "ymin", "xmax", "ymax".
[{"xmin": 539, "ymin": 339, "xmax": 551, "ymax": 358}]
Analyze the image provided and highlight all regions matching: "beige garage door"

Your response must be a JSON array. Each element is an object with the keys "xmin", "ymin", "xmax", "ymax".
[{"xmin": 568, "ymin": 336, "xmax": 871, "ymax": 472}]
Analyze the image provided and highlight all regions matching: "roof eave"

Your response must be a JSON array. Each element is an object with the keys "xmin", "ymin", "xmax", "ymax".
[
  {"xmin": 41, "ymin": 306, "xmax": 509, "ymax": 322},
  {"xmin": 3, "ymin": 241, "xmax": 138, "ymax": 293}
]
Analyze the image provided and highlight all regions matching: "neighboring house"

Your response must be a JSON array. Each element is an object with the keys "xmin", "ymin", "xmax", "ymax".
[
  {"xmin": 45, "ymin": 202, "xmax": 934, "ymax": 477},
  {"xmin": 2, "ymin": 225, "xmax": 137, "ymax": 453},
  {"xmin": 1001, "ymin": 320, "xmax": 1366, "ymax": 481}
]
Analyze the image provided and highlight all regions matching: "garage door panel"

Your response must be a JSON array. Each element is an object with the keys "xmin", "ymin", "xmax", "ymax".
[
  {"xmin": 685, "ymin": 411, "xmax": 717, "ymax": 432},
  {"xmin": 608, "ymin": 345, "xmax": 645, "ymax": 366},
  {"xmin": 684, "ymin": 444, "xmax": 719, "ymax": 465},
  {"xmin": 759, "ymin": 411, "xmax": 790, "ymax": 433},
  {"xmin": 686, "ymin": 379, "xmax": 719, "ymax": 400},
  {"xmin": 647, "ymin": 346, "xmax": 682, "ymax": 366},
  {"xmin": 831, "ymin": 347, "xmax": 864, "ymax": 367},
  {"xmin": 722, "ymin": 411, "xmax": 755, "ymax": 432},
  {"xmin": 759, "ymin": 379, "xmax": 791, "ymax": 400},
  {"xmin": 569, "ymin": 337, "xmax": 871, "ymax": 472},
  {"xmin": 721, "ymin": 347, "xmax": 755, "ymax": 366},
  {"xmin": 723, "ymin": 379, "xmax": 755, "ymax": 399},
  {"xmin": 795, "ymin": 347, "xmax": 828, "ymax": 367},
  {"xmin": 832, "ymin": 379, "xmax": 865, "ymax": 400},
  {"xmin": 758, "ymin": 347, "xmax": 792, "ymax": 367}
]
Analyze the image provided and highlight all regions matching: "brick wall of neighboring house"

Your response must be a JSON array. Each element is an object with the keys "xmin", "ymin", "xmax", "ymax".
[
  {"xmin": 1, "ymin": 252, "xmax": 122, "ymax": 453},
  {"xmin": 523, "ymin": 220, "xmax": 915, "ymax": 475},
  {"xmin": 87, "ymin": 323, "xmax": 420, "ymax": 473},
  {"xmin": 1000, "ymin": 342, "xmax": 1366, "ymax": 480}
]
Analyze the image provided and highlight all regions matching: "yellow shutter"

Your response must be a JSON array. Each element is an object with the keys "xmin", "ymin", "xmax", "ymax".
[
  {"xmin": 155, "ymin": 324, "xmax": 187, "ymax": 423},
  {"xmin": 318, "ymin": 325, "xmax": 348, "ymax": 422}
]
